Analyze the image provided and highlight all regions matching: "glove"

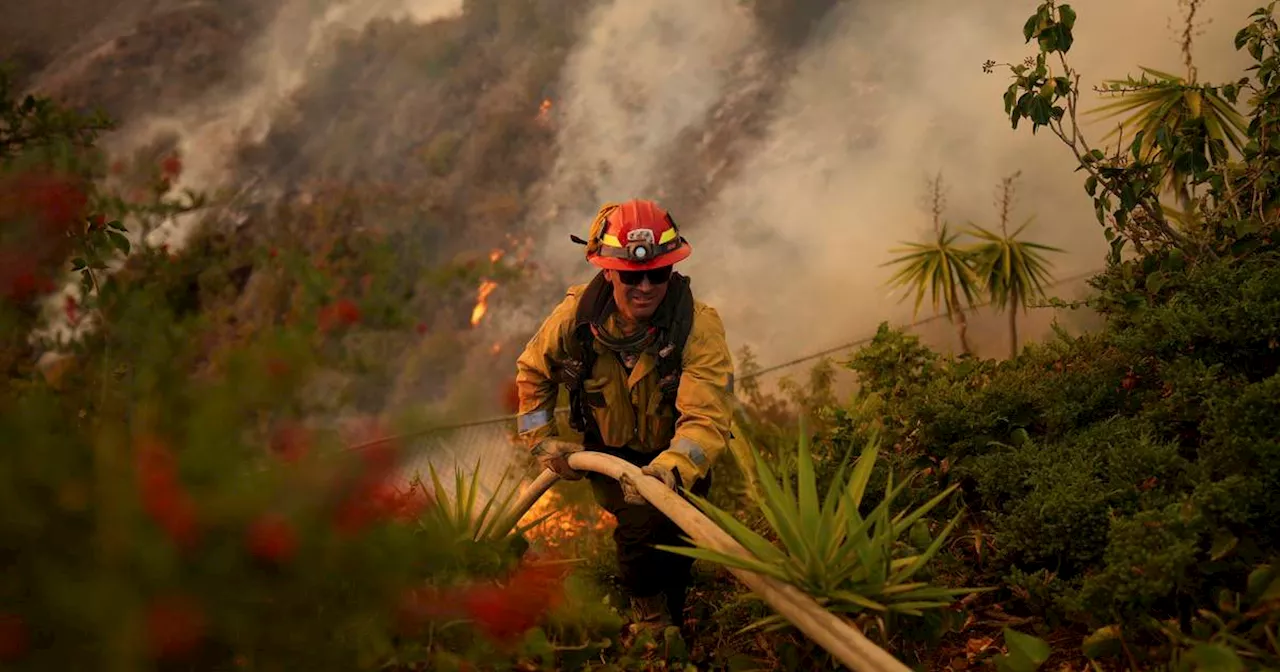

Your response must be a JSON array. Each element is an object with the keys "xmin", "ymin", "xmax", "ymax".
[
  {"xmin": 531, "ymin": 439, "xmax": 584, "ymax": 481},
  {"xmin": 621, "ymin": 463, "xmax": 680, "ymax": 506}
]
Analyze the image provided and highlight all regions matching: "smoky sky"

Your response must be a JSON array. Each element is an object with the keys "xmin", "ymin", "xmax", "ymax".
[
  {"xmin": 531, "ymin": 0, "xmax": 1258, "ymax": 367},
  {"xmin": 17, "ymin": 0, "xmax": 1263, "ymax": 405}
]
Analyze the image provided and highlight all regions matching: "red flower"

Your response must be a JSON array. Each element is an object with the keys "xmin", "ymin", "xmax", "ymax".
[
  {"xmin": 397, "ymin": 561, "xmax": 568, "ymax": 644},
  {"xmin": 332, "ymin": 480, "xmax": 403, "ymax": 535},
  {"xmin": 385, "ymin": 482, "xmax": 435, "ymax": 522},
  {"xmin": 0, "ymin": 170, "xmax": 84, "ymax": 302},
  {"xmin": 246, "ymin": 513, "xmax": 298, "ymax": 564},
  {"xmin": 331, "ymin": 477, "xmax": 429, "ymax": 533},
  {"xmin": 356, "ymin": 439, "xmax": 399, "ymax": 475},
  {"xmin": 1, "ymin": 171, "xmax": 88, "ymax": 234},
  {"xmin": 64, "ymin": 295, "xmax": 80, "ymax": 326},
  {"xmin": 328, "ymin": 432, "xmax": 413, "ymax": 534},
  {"xmin": 268, "ymin": 422, "xmax": 310, "ymax": 462},
  {"xmin": 415, "ymin": 322, "xmax": 428, "ymax": 336},
  {"xmin": 462, "ymin": 562, "xmax": 568, "ymax": 644},
  {"xmin": 87, "ymin": 213, "xmax": 106, "ymax": 232},
  {"xmin": 144, "ymin": 596, "xmax": 205, "ymax": 660},
  {"xmin": 0, "ymin": 613, "xmax": 28, "ymax": 662},
  {"xmin": 135, "ymin": 436, "xmax": 200, "ymax": 549},
  {"xmin": 317, "ymin": 299, "xmax": 361, "ymax": 332},
  {"xmin": 160, "ymin": 154, "xmax": 183, "ymax": 179},
  {"xmin": 332, "ymin": 482, "xmax": 386, "ymax": 536},
  {"xmin": 0, "ymin": 254, "xmax": 56, "ymax": 303}
]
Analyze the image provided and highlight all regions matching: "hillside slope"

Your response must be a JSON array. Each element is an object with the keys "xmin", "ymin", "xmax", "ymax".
[{"xmin": 8, "ymin": 0, "xmax": 1241, "ymax": 418}]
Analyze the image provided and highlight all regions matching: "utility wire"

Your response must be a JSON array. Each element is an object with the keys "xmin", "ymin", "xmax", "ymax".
[
  {"xmin": 738, "ymin": 267, "xmax": 1103, "ymax": 380},
  {"xmin": 346, "ymin": 266, "xmax": 1105, "ymax": 446}
]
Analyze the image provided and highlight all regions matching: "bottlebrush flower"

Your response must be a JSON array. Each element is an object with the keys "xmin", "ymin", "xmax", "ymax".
[
  {"xmin": 396, "ymin": 561, "xmax": 569, "ymax": 644},
  {"xmin": 0, "ymin": 170, "xmax": 88, "ymax": 234},
  {"xmin": 64, "ymin": 295, "xmax": 80, "ymax": 326},
  {"xmin": 331, "ymin": 477, "xmax": 431, "ymax": 534},
  {"xmin": 160, "ymin": 154, "xmax": 183, "ymax": 179},
  {"xmin": 317, "ymin": 299, "xmax": 361, "ymax": 332},
  {"xmin": 328, "ymin": 430, "xmax": 411, "ymax": 534},
  {"xmin": 462, "ymin": 562, "xmax": 568, "ymax": 645},
  {"xmin": 268, "ymin": 422, "xmax": 310, "ymax": 462},
  {"xmin": 386, "ymin": 482, "xmax": 435, "ymax": 522},
  {"xmin": 246, "ymin": 513, "xmax": 298, "ymax": 564},
  {"xmin": 134, "ymin": 435, "xmax": 200, "ymax": 549},
  {"xmin": 0, "ymin": 254, "xmax": 56, "ymax": 303}
]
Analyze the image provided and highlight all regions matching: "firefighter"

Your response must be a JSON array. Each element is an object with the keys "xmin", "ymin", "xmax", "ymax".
[{"xmin": 514, "ymin": 199, "xmax": 735, "ymax": 632}]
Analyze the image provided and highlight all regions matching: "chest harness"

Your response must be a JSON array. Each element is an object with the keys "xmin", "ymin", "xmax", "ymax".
[{"xmin": 555, "ymin": 270, "xmax": 695, "ymax": 447}]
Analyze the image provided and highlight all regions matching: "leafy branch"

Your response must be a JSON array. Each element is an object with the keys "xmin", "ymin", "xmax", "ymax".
[{"xmin": 983, "ymin": 1, "xmax": 1193, "ymax": 260}]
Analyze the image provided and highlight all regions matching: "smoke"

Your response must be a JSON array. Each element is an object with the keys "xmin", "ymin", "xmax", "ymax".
[
  {"xmin": 530, "ymin": 0, "xmax": 759, "ymax": 281},
  {"xmin": 104, "ymin": 0, "xmax": 464, "ymax": 250},
  {"xmin": 20, "ymin": 0, "xmax": 1264, "ymax": 407},
  {"xmin": 670, "ymin": 0, "xmax": 1261, "ymax": 365}
]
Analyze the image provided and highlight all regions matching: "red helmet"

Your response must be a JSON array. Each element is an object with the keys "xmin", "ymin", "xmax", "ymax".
[{"xmin": 573, "ymin": 199, "xmax": 692, "ymax": 271}]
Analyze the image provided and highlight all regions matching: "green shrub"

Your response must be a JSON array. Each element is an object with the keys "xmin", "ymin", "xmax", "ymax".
[
  {"xmin": 822, "ymin": 249, "xmax": 1280, "ymax": 641},
  {"xmin": 0, "ymin": 60, "xmax": 646, "ymax": 672}
]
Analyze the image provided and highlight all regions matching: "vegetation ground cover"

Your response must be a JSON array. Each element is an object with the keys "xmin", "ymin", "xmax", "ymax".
[{"xmin": 2, "ymin": 1, "xmax": 1279, "ymax": 670}]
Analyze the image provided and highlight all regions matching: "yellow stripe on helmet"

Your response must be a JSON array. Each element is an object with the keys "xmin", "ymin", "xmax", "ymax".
[
  {"xmin": 658, "ymin": 228, "xmax": 677, "ymax": 244},
  {"xmin": 601, "ymin": 234, "xmax": 623, "ymax": 248}
]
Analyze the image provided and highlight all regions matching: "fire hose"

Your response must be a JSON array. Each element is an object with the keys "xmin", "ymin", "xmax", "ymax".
[{"xmin": 504, "ymin": 450, "xmax": 911, "ymax": 672}]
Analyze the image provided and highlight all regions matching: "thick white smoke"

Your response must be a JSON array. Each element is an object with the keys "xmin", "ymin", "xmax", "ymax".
[
  {"xmin": 687, "ymin": 0, "xmax": 1257, "ymax": 365},
  {"xmin": 105, "ymin": 0, "xmax": 465, "ymax": 250},
  {"xmin": 530, "ymin": 0, "xmax": 759, "ymax": 280}
]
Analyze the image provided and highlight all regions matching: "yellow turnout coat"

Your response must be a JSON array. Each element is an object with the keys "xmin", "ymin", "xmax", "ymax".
[{"xmin": 514, "ymin": 282, "xmax": 735, "ymax": 486}]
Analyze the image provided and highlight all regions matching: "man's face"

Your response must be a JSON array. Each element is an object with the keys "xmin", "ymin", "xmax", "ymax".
[{"xmin": 606, "ymin": 266, "xmax": 672, "ymax": 322}]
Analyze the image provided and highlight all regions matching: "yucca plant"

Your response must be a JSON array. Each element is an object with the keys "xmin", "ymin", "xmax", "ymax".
[
  {"xmin": 410, "ymin": 459, "xmax": 555, "ymax": 557},
  {"xmin": 967, "ymin": 172, "xmax": 1063, "ymax": 358},
  {"xmin": 885, "ymin": 223, "xmax": 979, "ymax": 356},
  {"xmin": 884, "ymin": 174, "xmax": 979, "ymax": 356},
  {"xmin": 1089, "ymin": 66, "xmax": 1248, "ymax": 207},
  {"xmin": 657, "ymin": 428, "xmax": 985, "ymax": 639}
]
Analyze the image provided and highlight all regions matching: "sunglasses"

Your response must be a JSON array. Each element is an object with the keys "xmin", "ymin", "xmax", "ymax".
[{"xmin": 616, "ymin": 266, "xmax": 673, "ymax": 286}]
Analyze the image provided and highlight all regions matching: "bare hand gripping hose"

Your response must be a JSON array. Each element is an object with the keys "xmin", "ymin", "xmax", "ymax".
[{"xmin": 504, "ymin": 451, "xmax": 911, "ymax": 672}]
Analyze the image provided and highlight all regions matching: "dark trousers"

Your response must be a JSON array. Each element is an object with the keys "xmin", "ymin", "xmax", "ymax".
[{"xmin": 585, "ymin": 445, "xmax": 712, "ymax": 620}]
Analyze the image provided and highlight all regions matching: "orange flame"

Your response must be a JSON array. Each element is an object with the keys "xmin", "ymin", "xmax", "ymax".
[
  {"xmin": 517, "ymin": 490, "xmax": 614, "ymax": 552},
  {"xmin": 470, "ymin": 280, "xmax": 498, "ymax": 327},
  {"xmin": 490, "ymin": 342, "xmax": 502, "ymax": 355},
  {"xmin": 489, "ymin": 249, "xmax": 504, "ymax": 263},
  {"xmin": 535, "ymin": 98, "xmax": 554, "ymax": 126}
]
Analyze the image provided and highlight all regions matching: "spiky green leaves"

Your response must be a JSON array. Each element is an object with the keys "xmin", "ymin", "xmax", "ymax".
[
  {"xmin": 1091, "ymin": 67, "xmax": 1248, "ymax": 205},
  {"xmin": 967, "ymin": 218, "xmax": 1063, "ymax": 313},
  {"xmin": 656, "ymin": 429, "xmax": 985, "ymax": 635},
  {"xmin": 884, "ymin": 223, "xmax": 979, "ymax": 319}
]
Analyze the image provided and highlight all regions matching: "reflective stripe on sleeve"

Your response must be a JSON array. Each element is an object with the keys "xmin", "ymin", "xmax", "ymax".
[
  {"xmin": 518, "ymin": 409, "xmax": 552, "ymax": 433},
  {"xmin": 670, "ymin": 437, "xmax": 708, "ymax": 468}
]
